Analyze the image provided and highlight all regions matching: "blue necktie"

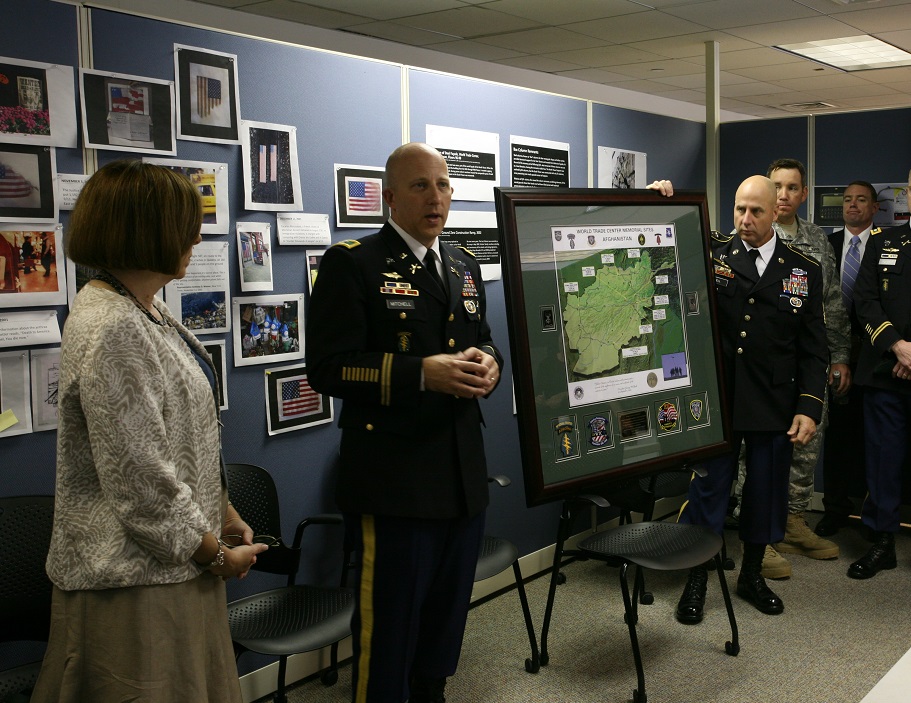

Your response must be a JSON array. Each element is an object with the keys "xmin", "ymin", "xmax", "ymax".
[{"xmin": 842, "ymin": 235, "xmax": 861, "ymax": 308}]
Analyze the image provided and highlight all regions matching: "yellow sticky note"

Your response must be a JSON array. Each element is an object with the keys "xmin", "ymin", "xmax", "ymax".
[{"xmin": 0, "ymin": 409, "xmax": 19, "ymax": 433}]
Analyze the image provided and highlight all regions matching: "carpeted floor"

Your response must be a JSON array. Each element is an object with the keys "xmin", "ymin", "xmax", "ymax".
[{"xmin": 268, "ymin": 514, "xmax": 911, "ymax": 703}]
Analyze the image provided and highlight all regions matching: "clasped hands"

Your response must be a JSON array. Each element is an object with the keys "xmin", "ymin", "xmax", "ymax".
[
  {"xmin": 423, "ymin": 346, "xmax": 499, "ymax": 399},
  {"xmin": 211, "ymin": 514, "xmax": 269, "ymax": 580}
]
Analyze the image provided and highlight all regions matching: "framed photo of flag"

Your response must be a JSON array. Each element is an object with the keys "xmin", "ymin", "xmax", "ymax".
[
  {"xmin": 265, "ymin": 363, "xmax": 333, "ymax": 435},
  {"xmin": 0, "ymin": 143, "xmax": 57, "ymax": 223},
  {"xmin": 334, "ymin": 164, "xmax": 387, "ymax": 228},
  {"xmin": 174, "ymin": 45, "xmax": 240, "ymax": 144},
  {"xmin": 79, "ymin": 69, "xmax": 176, "ymax": 155}
]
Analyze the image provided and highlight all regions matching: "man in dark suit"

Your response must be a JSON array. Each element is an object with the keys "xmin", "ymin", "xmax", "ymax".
[
  {"xmin": 676, "ymin": 175, "xmax": 828, "ymax": 621},
  {"xmin": 849, "ymin": 168, "xmax": 911, "ymax": 579},
  {"xmin": 307, "ymin": 142, "xmax": 502, "ymax": 703},
  {"xmin": 816, "ymin": 181, "xmax": 880, "ymax": 537}
]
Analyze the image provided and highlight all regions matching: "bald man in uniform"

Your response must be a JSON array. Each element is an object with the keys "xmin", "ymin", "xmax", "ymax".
[
  {"xmin": 676, "ymin": 176, "xmax": 828, "ymax": 622},
  {"xmin": 307, "ymin": 143, "xmax": 502, "ymax": 703}
]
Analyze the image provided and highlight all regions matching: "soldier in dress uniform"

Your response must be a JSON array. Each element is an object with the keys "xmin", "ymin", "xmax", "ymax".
[
  {"xmin": 306, "ymin": 143, "xmax": 502, "ymax": 703},
  {"xmin": 676, "ymin": 175, "xmax": 828, "ymax": 622},
  {"xmin": 849, "ymin": 168, "xmax": 911, "ymax": 579}
]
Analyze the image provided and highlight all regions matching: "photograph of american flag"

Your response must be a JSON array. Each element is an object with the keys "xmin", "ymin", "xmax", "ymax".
[
  {"xmin": 347, "ymin": 177, "xmax": 382, "ymax": 213},
  {"xmin": 196, "ymin": 75, "xmax": 222, "ymax": 118},
  {"xmin": 0, "ymin": 163, "xmax": 34, "ymax": 199},
  {"xmin": 279, "ymin": 374, "xmax": 321, "ymax": 421},
  {"xmin": 109, "ymin": 85, "xmax": 145, "ymax": 114}
]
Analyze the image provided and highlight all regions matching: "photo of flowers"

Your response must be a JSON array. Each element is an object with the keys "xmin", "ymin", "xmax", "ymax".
[{"xmin": 0, "ymin": 56, "xmax": 77, "ymax": 148}]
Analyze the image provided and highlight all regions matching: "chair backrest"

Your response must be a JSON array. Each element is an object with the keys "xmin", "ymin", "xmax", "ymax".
[
  {"xmin": 224, "ymin": 463, "xmax": 302, "ymax": 579},
  {"xmin": 0, "ymin": 496, "xmax": 55, "ymax": 643}
]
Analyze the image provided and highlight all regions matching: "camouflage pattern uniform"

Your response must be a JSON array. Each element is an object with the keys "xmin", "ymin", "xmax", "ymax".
[{"xmin": 733, "ymin": 216, "xmax": 850, "ymax": 514}]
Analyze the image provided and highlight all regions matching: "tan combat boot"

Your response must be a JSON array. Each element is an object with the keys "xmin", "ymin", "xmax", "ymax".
[
  {"xmin": 775, "ymin": 512, "xmax": 839, "ymax": 559},
  {"xmin": 761, "ymin": 544, "xmax": 791, "ymax": 579}
]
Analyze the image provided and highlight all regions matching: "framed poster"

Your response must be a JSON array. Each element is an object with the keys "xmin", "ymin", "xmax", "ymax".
[
  {"xmin": 334, "ymin": 164, "xmax": 387, "ymax": 228},
  {"xmin": 30, "ymin": 346, "xmax": 60, "ymax": 431},
  {"xmin": 174, "ymin": 45, "xmax": 240, "ymax": 144},
  {"xmin": 0, "ymin": 224, "xmax": 66, "ymax": 306},
  {"xmin": 79, "ymin": 69, "xmax": 176, "ymax": 155},
  {"xmin": 264, "ymin": 363, "xmax": 333, "ymax": 435},
  {"xmin": 494, "ymin": 187, "xmax": 731, "ymax": 506},
  {"xmin": 201, "ymin": 340, "xmax": 228, "ymax": 411},
  {"xmin": 143, "ymin": 157, "xmax": 229, "ymax": 234},
  {"xmin": 240, "ymin": 120, "xmax": 302, "ymax": 211}
]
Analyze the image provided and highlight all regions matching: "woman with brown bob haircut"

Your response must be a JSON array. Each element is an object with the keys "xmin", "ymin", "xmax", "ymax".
[{"xmin": 32, "ymin": 160, "xmax": 268, "ymax": 703}]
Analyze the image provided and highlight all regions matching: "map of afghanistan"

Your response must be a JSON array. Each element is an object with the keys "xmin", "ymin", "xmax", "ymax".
[{"xmin": 560, "ymin": 246, "xmax": 685, "ymax": 380}]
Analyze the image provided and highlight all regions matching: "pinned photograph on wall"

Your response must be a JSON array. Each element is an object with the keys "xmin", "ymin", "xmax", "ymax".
[
  {"xmin": 0, "ymin": 349, "xmax": 32, "ymax": 438},
  {"xmin": 597, "ymin": 146, "xmax": 647, "ymax": 188},
  {"xmin": 426, "ymin": 124, "xmax": 499, "ymax": 202},
  {"xmin": 240, "ymin": 120, "xmax": 301, "ymax": 211},
  {"xmin": 201, "ymin": 340, "xmax": 228, "ymax": 410},
  {"xmin": 30, "ymin": 346, "xmax": 60, "ymax": 432},
  {"xmin": 0, "ymin": 224, "xmax": 66, "ymax": 307},
  {"xmin": 0, "ymin": 56, "xmax": 77, "ymax": 147},
  {"xmin": 232, "ymin": 294, "xmax": 304, "ymax": 367},
  {"xmin": 144, "ymin": 157, "xmax": 229, "ymax": 234},
  {"xmin": 236, "ymin": 222, "xmax": 273, "ymax": 292},
  {"xmin": 265, "ymin": 363, "xmax": 333, "ymax": 435},
  {"xmin": 164, "ymin": 240, "xmax": 230, "ymax": 334},
  {"xmin": 306, "ymin": 249, "xmax": 324, "ymax": 293},
  {"xmin": 79, "ymin": 68, "xmax": 176, "ymax": 155},
  {"xmin": 0, "ymin": 143, "xmax": 57, "ymax": 223},
  {"xmin": 334, "ymin": 164, "xmax": 387, "ymax": 227},
  {"xmin": 174, "ymin": 45, "xmax": 240, "ymax": 144}
]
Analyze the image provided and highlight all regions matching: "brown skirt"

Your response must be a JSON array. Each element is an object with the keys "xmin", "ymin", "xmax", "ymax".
[{"xmin": 31, "ymin": 573, "xmax": 242, "ymax": 703}]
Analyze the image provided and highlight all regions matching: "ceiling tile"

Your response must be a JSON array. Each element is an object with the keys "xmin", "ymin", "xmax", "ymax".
[
  {"xmin": 835, "ymin": 5, "xmax": 911, "ymax": 34},
  {"xmin": 236, "ymin": 0, "xmax": 371, "ymax": 27},
  {"xmin": 483, "ymin": 0, "xmax": 649, "ymax": 25},
  {"xmin": 599, "ymin": 58, "xmax": 705, "ymax": 80},
  {"xmin": 494, "ymin": 54, "xmax": 589, "ymax": 72},
  {"xmin": 662, "ymin": 0, "xmax": 818, "ymax": 30},
  {"xmin": 629, "ymin": 31, "xmax": 760, "ymax": 60},
  {"xmin": 341, "ymin": 20, "xmax": 456, "ymax": 45},
  {"xmin": 563, "ymin": 12, "xmax": 706, "ymax": 43},
  {"xmin": 712, "ymin": 47, "xmax": 804, "ymax": 71},
  {"xmin": 724, "ymin": 16, "xmax": 861, "ymax": 46},
  {"xmin": 291, "ymin": 0, "xmax": 465, "ymax": 21},
  {"xmin": 553, "ymin": 67, "xmax": 639, "ymax": 84},
  {"xmin": 473, "ymin": 27, "xmax": 608, "ymax": 53},
  {"xmin": 396, "ymin": 6, "xmax": 542, "ymax": 38},
  {"xmin": 538, "ymin": 45, "xmax": 657, "ymax": 68},
  {"xmin": 725, "ymin": 61, "xmax": 844, "ymax": 82},
  {"xmin": 431, "ymin": 39, "xmax": 527, "ymax": 61}
]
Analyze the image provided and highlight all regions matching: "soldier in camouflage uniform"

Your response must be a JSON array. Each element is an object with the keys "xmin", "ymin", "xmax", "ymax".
[{"xmin": 732, "ymin": 159, "xmax": 851, "ymax": 578}]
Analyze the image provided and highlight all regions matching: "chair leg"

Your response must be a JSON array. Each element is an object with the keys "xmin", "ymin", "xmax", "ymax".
[
  {"xmin": 274, "ymin": 654, "xmax": 288, "ymax": 703},
  {"xmin": 319, "ymin": 642, "xmax": 340, "ymax": 686},
  {"xmin": 619, "ymin": 562, "xmax": 647, "ymax": 703},
  {"xmin": 512, "ymin": 560, "xmax": 541, "ymax": 673},
  {"xmin": 713, "ymin": 553, "xmax": 740, "ymax": 656},
  {"xmin": 540, "ymin": 502, "xmax": 574, "ymax": 667}
]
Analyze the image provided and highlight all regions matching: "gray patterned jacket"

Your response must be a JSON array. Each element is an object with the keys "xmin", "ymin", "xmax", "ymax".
[{"xmin": 47, "ymin": 285, "xmax": 222, "ymax": 590}]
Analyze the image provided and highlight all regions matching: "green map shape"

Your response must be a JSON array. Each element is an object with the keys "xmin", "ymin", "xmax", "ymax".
[{"xmin": 561, "ymin": 248, "xmax": 683, "ymax": 379}]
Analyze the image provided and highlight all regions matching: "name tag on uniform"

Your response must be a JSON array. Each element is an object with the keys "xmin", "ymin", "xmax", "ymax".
[
  {"xmin": 879, "ymin": 253, "xmax": 898, "ymax": 266},
  {"xmin": 386, "ymin": 299, "xmax": 415, "ymax": 310}
]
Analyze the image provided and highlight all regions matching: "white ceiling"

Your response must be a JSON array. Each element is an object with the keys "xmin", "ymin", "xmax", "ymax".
[{"xmin": 188, "ymin": 0, "xmax": 911, "ymax": 118}]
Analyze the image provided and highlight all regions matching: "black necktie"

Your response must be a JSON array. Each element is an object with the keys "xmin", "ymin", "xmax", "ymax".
[
  {"xmin": 748, "ymin": 248, "xmax": 761, "ymax": 275},
  {"xmin": 424, "ymin": 250, "xmax": 445, "ymax": 293}
]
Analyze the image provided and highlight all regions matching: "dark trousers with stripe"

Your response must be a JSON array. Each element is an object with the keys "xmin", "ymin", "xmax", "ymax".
[
  {"xmin": 345, "ymin": 511, "xmax": 485, "ymax": 703},
  {"xmin": 862, "ymin": 388, "xmax": 911, "ymax": 533},
  {"xmin": 679, "ymin": 431, "xmax": 793, "ymax": 545}
]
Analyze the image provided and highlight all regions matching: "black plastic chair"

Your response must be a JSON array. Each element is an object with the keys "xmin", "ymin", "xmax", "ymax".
[
  {"xmin": 475, "ymin": 476, "xmax": 540, "ymax": 674},
  {"xmin": 224, "ymin": 463, "xmax": 353, "ymax": 703},
  {"xmin": 0, "ymin": 495, "xmax": 55, "ymax": 701},
  {"xmin": 539, "ymin": 493, "xmax": 739, "ymax": 703}
]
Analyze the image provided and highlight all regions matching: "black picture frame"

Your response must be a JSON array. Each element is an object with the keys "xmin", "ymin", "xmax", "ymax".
[
  {"xmin": 264, "ymin": 363, "xmax": 333, "ymax": 435},
  {"xmin": 174, "ymin": 45, "xmax": 240, "ymax": 144},
  {"xmin": 495, "ymin": 187, "xmax": 731, "ymax": 507},
  {"xmin": 0, "ymin": 143, "xmax": 56, "ymax": 222}
]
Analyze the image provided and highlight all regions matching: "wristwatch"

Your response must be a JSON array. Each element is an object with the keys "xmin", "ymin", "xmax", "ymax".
[{"xmin": 207, "ymin": 545, "xmax": 225, "ymax": 569}]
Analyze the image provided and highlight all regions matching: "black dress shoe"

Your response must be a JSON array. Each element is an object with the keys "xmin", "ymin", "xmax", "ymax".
[
  {"xmin": 848, "ymin": 532, "xmax": 896, "ymax": 579},
  {"xmin": 676, "ymin": 566, "xmax": 708, "ymax": 624},
  {"xmin": 736, "ymin": 571, "xmax": 784, "ymax": 614},
  {"xmin": 815, "ymin": 512, "xmax": 849, "ymax": 537}
]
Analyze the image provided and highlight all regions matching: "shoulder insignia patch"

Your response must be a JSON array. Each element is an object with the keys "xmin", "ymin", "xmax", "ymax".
[
  {"xmin": 334, "ymin": 239, "xmax": 361, "ymax": 249},
  {"xmin": 455, "ymin": 245, "xmax": 477, "ymax": 258},
  {"xmin": 871, "ymin": 227, "xmax": 882, "ymax": 236}
]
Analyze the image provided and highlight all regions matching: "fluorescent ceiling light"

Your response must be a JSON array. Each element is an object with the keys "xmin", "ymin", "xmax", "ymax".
[{"xmin": 775, "ymin": 35, "xmax": 911, "ymax": 71}]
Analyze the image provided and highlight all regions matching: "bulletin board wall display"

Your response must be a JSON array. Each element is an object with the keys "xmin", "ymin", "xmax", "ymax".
[{"xmin": 495, "ymin": 188, "xmax": 731, "ymax": 506}]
